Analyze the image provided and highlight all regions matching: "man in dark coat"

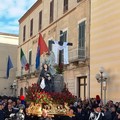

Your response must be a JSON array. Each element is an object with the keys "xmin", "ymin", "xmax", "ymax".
[
  {"xmin": 75, "ymin": 106, "xmax": 87, "ymax": 120},
  {"xmin": 0, "ymin": 102, "xmax": 5, "ymax": 120},
  {"xmin": 113, "ymin": 108, "xmax": 120, "ymax": 120},
  {"xmin": 5, "ymin": 103, "xmax": 15, "ymax": 119},
  {"xmin": 103, "ymin": 106, "xmax": 112, "ymax": 120}
]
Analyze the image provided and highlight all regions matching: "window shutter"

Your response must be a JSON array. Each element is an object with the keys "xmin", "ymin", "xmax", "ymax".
[{"xmin": 78, "ymin": 21, "xmax": 85, "ymax": 59}]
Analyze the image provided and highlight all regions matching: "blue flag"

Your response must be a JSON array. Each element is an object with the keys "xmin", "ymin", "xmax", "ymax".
[
  {"xmin": 6, "ymin": 56, "xmax": 13, "ymax": 78},
  {"xmin": 35, "ymin": 46, "xmax": 40, "ymax": 70}
]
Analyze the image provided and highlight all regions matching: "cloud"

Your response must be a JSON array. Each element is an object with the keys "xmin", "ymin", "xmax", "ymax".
[{"xmin": 0, "ymin": 0, "xmax": 37, "ymax": 34}]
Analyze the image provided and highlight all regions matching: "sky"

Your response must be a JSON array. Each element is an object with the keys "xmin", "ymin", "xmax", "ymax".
[{"xmin": 0, "ymin": 0, "xmax": 37, "ymax": 35}]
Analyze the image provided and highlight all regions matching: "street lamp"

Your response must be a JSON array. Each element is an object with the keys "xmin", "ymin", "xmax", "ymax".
[{"xmin": 95, "ymin": 67, "xmax": 109, "ymax": 104}]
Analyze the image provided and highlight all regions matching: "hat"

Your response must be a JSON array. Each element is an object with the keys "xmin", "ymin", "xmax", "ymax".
[
  {"xmin": 117, "ymin": 108, "xmax": 120, "ymax": 114},
  {"xmin": 77, "ymin": 105, "xmax": 82, "ymax": 109},
  {"xmin": 92, "ymin": 104, "xmax": 100, "ymax": 109}
]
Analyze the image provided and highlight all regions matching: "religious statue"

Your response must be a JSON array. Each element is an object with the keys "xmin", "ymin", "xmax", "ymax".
[
  {"xmin": 43, "ymin": 51, "xmax": 56, "ymax": 76},
  {"xmin": 38, "ymin": 63, "xmax": 53, "ymax": 92}
]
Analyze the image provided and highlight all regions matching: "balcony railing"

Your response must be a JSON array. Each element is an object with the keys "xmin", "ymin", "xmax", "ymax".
[
  {"xmin": 16, "ymin": 64, "xmax": 38, "ymax": 79},
  {"xmin": 69, "ymin": 47, "xmax": 86, "ymax": 62}
]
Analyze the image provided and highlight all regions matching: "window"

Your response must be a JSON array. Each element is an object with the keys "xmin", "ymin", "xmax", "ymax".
[
  {"xmin": 78, "ymin": 21, "xmax": 85, "ymax": 59},
  {"xmin": 50, "ymin": 0, "xmax": 54, "ymax": 23},
  {"xmin": 30, "ymin": 19, "xmax": 33, "ymax": 36},
  {"xmin": 77, "ymin": 76, "xmax": 87, "ymax": 98},
  {"xmin": 39, "ymin": 11, "xmax": 42, "ymax": 31},
  {"xmin": 48, "ymin": 40, "xmax": 53, "ymax": 51},
  {"xmin": 60, "ymin": 30, "xmax": 67, "ymax": 43},
  {"xmin": 29, "ymin": 50, "xmax": 32, "ymax": 66},
  {"xmin": 63, "ymin": 0, "xmax": 68, "ymax": 13},
  {"xmin": 23, "ymin": 25, "xmax": 26, "ymax": 42}
]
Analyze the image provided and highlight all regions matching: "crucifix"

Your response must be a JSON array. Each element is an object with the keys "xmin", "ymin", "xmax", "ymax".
[{"xmin": 49, "ymin": 30, "xmax": 73, "ymax": 65}]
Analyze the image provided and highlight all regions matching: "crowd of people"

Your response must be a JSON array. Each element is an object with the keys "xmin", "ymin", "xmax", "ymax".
[
  {"xmin": 0, "ymin": 95, "xmax": 120, "ymax": 120},
  {"xmin": 0, "ymin": 63, "xmax": 120, "ymax": 120}
]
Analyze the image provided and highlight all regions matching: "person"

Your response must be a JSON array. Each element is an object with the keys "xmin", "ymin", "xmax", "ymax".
[
  {"xmin": 41, "ymin": 51, "xmax": 56, "ymax": 76},
  {"xmin": 0, "ymin": 102, "xmax": 5, "ymax": 120},
  {"xmin": 8, "ymin": 104, "xmax": 25, "ymax": 120},
  {"xmin": 111, "ymin": 106, "xmax": 116, "ymax": 120},
  {"xmin": 44, "ymin": 51, "xmax": 56, "ymax": 76},
  {"xmin": 103, "ymin": 106, "xmax": 112, "ymax": 120},
  {"xmin": 89, "ymin": 104, "xmax": 104, "ymax": 120},
  {"xmin": 5, "ymin": 103, "xmax": 15, "ymax": 119},
  {"xmin": 96, "ymin": 95, "xmax": 101, "ymax": 104},
  {"xmin": 75, "ymin": 106, "xmax": 87, "ymax": 120},
  {"xmin": 113, "ymin": 108, "xmax": 120, "ymax": 120},
  {"xmin": 38, "ymin": 63, "xmax": 53, "ymax": 92}
]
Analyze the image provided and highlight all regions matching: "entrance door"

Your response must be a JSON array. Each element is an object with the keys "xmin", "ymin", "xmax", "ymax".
[
  {"xmin": 77, "ymin": 76, "xmax": 87, "ymax": 99},
  {"xmin": 20, "ymin": 87, "xmax": 23, "ymax": 96}
]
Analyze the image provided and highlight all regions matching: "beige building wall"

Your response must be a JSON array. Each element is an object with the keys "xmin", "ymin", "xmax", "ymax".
[
  {"xmin": 0, "ymin": 33, "xmax": 18, "ymax": 96},
  {"xmin": 91, "ymin": 0, "xmax": 120, "ymax": 101},
  {"xmin": 18, "ymin": 0, "xmax": 90, "ymax": 99}
]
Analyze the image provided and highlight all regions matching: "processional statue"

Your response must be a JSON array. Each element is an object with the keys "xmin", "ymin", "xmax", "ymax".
[{"xmin": 37, "ymin": 51, "xmax": 56, "ymax": 92}]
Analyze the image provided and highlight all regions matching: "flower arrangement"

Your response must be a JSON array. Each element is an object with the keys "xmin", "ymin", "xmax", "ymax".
[
  {"xmin": 35, "ymin": 91, "xmax": 53, "ymax": 104},
  {"xmin": 50, "ymin": 91, "xmax": 76, "ymax": 105},
  {"xmin": 55, "ymin": 63, "xmax": 64, "ymax": 74},
  {"xmin": 26, "ymin": 83, "xmax": 52, "ymax": 104},
  {"xmin": 25, "ymin": 83, "xmax": 76, "ymax": 105},
  {"xmin": 25, "ymin": 83, "xmax": 40, "ymax": 103}
]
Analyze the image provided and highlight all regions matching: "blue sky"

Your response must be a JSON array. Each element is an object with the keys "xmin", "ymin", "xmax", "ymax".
[{"xmin": 0, "ymin": 0, "xmax": 37, "ymax": 35}]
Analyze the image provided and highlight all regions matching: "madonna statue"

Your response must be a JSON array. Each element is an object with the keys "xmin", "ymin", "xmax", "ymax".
[{"xmin": 38, "ymin": 63, "xmax": 53, "ymax": 92}]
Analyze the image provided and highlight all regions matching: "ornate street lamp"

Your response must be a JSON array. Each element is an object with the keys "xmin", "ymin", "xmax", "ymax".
[{"xmin": 95, "ymin": 67, "xmax": 109, "ymax": 104}]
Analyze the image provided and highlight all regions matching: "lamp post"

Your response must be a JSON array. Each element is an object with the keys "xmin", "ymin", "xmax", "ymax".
[{"xmin": 95, "ymin": 67, "xmax": 109, "ymax": 104}]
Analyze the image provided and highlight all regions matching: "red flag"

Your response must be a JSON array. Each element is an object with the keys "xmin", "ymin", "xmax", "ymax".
[{"xmin": 38, "ymin": 33, "xmax": 48, "ymax": 55}]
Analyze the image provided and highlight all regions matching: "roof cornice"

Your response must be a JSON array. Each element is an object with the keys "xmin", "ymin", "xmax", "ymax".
[{"xmin": 19, "ymin": 0, "xmax": 42, "ymax": 23}]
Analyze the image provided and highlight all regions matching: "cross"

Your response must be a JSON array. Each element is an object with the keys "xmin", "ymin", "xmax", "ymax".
[{"xmin": 49, "ymin": 30, "xmax": 73, "ymax": 65}]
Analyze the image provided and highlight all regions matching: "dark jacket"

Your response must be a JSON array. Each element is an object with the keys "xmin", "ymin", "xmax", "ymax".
[
  {"xmin": 0, "ymin": 110, "xmax": 5, "ymax": 120},
  {"xmin": 104, "ymin": 110, "xmax": 112, "ymax": 120},
  {"xmin": 113, "ymin": 115, "xmax": 120, "ymax": 120},
  {"xmin": 75, "ymin": 109, "xmax": 87, "ymax": 120}
]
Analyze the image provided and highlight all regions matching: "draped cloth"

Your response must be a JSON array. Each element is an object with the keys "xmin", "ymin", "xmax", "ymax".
[
  {"xmin": 52, "ymin": 41, "xmax": 69, "ymax": 64},
  {"xmin": 40, "ymin": 77, "xmax": 46, "ymax": 89}
]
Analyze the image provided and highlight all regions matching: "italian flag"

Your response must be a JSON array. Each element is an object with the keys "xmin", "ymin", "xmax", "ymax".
[{"xmin": 20, "ymin": 48, "xmax": 29, "ymax": 71}]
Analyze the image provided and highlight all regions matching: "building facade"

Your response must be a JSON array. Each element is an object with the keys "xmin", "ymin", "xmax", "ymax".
[
  {"xmin": 0, "ymin": 32, "xmax": 18, "ymax": 96},
  {"xmin": 17, "ymin": 0, "xmax": 90, "ymax": 99},
  {"xmin": 90, "ymin": 0, "xmax": 120, "ymax": 102}
]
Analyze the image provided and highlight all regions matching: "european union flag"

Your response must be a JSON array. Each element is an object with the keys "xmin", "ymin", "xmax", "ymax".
[
  {"xmin": 6, "ymin": 56, "xmax": 13, "ymax": 78},
  {"xmin": 35, "ymin": 46, "xmax": 40, "ymax": 70}
]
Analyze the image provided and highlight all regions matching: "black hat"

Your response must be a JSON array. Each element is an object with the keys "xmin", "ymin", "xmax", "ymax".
[
  {"xmin": 117, "ymin": 108, "xmax": 120, "ymax": 114},
  {"xmin": 77, "ymin": 105, "xmax": 82, "ymax": 109},
  {"xmin": 92, "ymin": 104, "xmax": 100, "ymax": 109}
]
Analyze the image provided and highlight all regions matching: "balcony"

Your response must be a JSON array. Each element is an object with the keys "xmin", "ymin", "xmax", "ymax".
[
  {"xmin": 69, "ymin": 47, "xmax": 86, "ymax": 62},
  {"xmin": 16, "ymin": 64, "xmax": 39, "ymax": 80}
]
